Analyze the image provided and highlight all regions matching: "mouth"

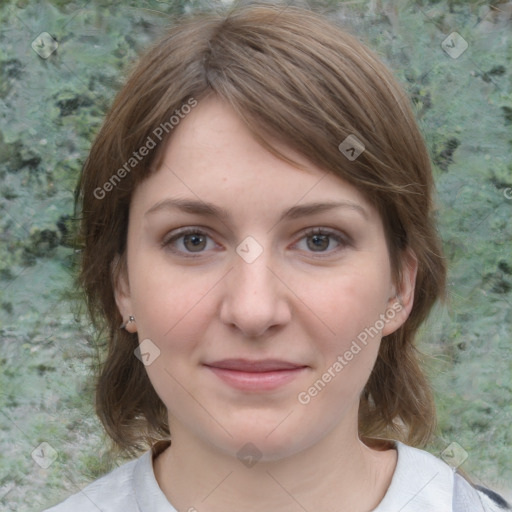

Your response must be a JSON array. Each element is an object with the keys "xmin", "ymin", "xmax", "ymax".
[
  {"xmin": 203, "ymin": 359, "xmax": 308, "ymax": 391},
  {"xmin": 204, "ymin": 358, "xmax": 307, "ymax": 372}
]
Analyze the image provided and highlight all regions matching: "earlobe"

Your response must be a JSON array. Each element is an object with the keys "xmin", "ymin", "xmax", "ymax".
[
  {"xmin": 382, "ymin": 248, "xmax": 418, "ymax": 337},
  {"xmin": 112, "ymin": 254, "xmax": 137, "ymax": 333}
]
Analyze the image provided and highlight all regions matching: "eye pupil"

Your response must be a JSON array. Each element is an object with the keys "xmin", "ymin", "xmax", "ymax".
[
  {"xmin": 184, "ymin": 234, "xmax": 206, "ymax": 252},
  {"xmin": 308, "ymin": 234, "xmax": 329, "ymax": 251}
]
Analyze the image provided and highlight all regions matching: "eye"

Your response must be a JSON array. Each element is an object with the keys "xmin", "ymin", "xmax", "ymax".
[
  {"xmin": 161, "ymin": 228, "xmax": 219, "ymax": 256},
  {"xmin": 162, "ymin": 227, "xmax": 349, "ymax": 258},
  {"xmin": 293, "ymin": 228, "xmax": 349, "ymax": 256}
]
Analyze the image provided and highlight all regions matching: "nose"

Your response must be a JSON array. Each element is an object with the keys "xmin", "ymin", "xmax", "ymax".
[{"xmin": 219, "ymin": 247, "xmax": 292, "ymax": 339}]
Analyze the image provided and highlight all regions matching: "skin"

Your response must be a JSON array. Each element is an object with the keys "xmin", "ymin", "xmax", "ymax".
[{"xmin": 114, "ymin": 95, "xmax": 417, "ymax": 512}]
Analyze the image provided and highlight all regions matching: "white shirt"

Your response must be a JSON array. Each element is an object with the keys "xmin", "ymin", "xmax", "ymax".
[{"xmin": 43, "ymin": 440, "xmax": 510, "ymax": 512}]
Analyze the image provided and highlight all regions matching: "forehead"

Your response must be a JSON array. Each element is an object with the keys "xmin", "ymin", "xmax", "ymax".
[
  {"xmin": 162, "ymin": 95, "xmax": 318, "ymax": 180},
  {"xmin": 130, "ymin": 96, "xmax": 377, "ymax": 224}
]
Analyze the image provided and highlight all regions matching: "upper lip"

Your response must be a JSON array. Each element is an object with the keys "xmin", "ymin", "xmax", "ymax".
[{"xmin": 204, "ymin": 359, "xmax": 307, "ymax": 372}]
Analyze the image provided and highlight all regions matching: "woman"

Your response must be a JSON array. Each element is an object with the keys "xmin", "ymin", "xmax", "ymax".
[{"xmin": 44, "ymin": 3, "xmax": 510, "ymax": 511}]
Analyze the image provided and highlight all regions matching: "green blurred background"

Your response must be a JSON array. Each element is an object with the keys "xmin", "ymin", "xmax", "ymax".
[{"xmin": 0, "ymin": 0, "xmax": 510, "ymax": 510}]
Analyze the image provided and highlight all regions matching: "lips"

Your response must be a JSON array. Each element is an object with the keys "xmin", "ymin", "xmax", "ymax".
[
  {"xmin": 204, "ymin": 358, "xmax": 307, "ymax": 372},
  {"xmin": 203, "ymin": 359, "xmax": 308, "ymax": 391}
]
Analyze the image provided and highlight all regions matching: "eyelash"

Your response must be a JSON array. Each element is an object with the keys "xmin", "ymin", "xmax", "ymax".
[{"xmin": 161, "ymin": 227, "xmax": 350, "ymax": 259}]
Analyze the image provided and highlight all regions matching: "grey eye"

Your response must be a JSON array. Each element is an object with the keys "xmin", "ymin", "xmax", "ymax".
[{"xmin": 182, "ymin": 233, "xmax": 208, "ymax": 252}]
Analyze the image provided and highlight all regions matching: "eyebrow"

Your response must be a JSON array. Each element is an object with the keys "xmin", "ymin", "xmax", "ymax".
[{"xmin": 144, "ymin": 198, "xmax": 369, "ymax": 222}]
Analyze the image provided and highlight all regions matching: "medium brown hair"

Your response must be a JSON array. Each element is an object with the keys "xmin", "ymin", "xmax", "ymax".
[{"xmin": 75, "ymin": 2, "xmax": 446, "ymax": 458}]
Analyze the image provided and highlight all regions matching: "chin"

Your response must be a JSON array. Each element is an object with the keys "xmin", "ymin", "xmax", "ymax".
[{"xmin": 218, "ymin": 420, "xmax": 312, "ymax": 464}]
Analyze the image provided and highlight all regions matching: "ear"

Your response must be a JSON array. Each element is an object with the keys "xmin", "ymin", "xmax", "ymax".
[
  {"xmin": 112, "ymin": 253, "xmax": 137, "ymax": 333},
  {"xmin": 382, "ymin": 248, "xmax": 418, "ymax": 337}
]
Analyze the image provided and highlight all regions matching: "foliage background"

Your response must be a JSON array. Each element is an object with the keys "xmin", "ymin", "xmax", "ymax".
[{"xmin": 0, "ymin": 0, "xmax": 510, "ymax": 510}]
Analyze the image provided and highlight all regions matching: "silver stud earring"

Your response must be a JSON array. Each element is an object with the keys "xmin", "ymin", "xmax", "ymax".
[{"xmin": 120, "ymin": 315, "xmax": 136, "ymax": 329}]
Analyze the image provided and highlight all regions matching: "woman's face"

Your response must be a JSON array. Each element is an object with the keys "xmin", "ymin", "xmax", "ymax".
[{"xmin": 115, "ymin": 95, "xmax": 415, "ymax": 461}]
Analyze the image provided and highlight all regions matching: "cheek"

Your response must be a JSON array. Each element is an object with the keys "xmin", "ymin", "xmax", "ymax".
[
  {"xmin": 301, "ymin": 264, "xmax": 391, "ymax": 398},
  {"xmin": 128, "ymin": 249, "xmax": 218, "ymax": 339},
  {"xmin": 300, "ymin": 276, "xmax": 386, "ymax": 415},
  {"xmin": 129, "ymin": 265, "xmax": 215, "ymax": 410},
  {"xmin": 310, "ymin": 266, "xmax": 391, "ymax": 343}
]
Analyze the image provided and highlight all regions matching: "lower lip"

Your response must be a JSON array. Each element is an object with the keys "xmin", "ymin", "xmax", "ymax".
[{"xmin": 205, "ymin": 366, "xmax": 307, "ymax": 391}]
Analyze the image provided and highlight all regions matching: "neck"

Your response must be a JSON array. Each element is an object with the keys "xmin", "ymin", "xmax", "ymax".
[{"xmin": 153, "ymin": 414, "xmax": 397, "ymax": 512}]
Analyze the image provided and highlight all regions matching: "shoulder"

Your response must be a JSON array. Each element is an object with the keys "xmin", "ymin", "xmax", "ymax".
[
  {"xmin": 42, "ymin": 440, "xmax": 176, "ymax": 512},
  {"xmin": 454, "ymin": 473, "xmax": 512, "ymax": 512},
  {"xmin": 42, "ymin": 456, "xmax": 141, "ymax": 512},
  {"xmin": 374, "ymin": 441, "xmax": 511, "ymax": 512}
]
